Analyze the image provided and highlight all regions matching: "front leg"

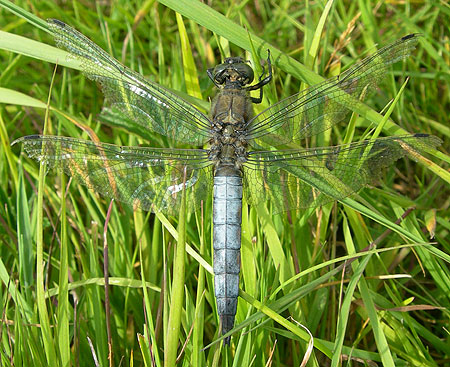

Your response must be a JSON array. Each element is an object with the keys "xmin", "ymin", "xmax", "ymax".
[{"xmin": 247, "ymin": 50, "xmax": 272, "ymax": 104}]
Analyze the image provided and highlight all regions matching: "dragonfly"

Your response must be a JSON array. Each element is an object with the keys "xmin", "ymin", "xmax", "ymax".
[{"xmin": 13, "ymin": 19, "xmax": 441, "ymax": 344}]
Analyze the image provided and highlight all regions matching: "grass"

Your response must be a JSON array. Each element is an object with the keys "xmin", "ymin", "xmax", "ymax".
[{"xmin": 0, "ymin": 0, "xmax": 449, "ymax": 366}]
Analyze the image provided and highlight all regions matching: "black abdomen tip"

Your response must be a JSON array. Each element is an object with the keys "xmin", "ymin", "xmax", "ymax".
[
  {"xmin": 414, "ymin": 133, "xmax": 429, "ymax": 138},
  {"xmin": 220, "ymin": 314, "xmax": 235, "ymax": 345}
]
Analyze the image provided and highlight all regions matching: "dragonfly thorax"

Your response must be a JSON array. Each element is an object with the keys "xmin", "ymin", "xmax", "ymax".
[
  {"xmin": 209, "ymin": 123, "xmax": 248, "ymax": 172},
  {"xmin": 209, "ymin": 87, "xmax": 251, "ymax": 174}
]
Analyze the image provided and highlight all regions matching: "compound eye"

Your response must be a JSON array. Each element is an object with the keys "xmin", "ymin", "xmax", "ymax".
[
  {"xmin": 235, "ymin": 64, "xmax": 254, "ymax": 85},
  {"xmin": 214, "ymin": 74, "xmax": 226, "ymax": 85},
  {"xmin": 245, "ymin": 69, "xmax": 254, "ymax": 84},
  {"xmin": 212, "ymin": 65, "xmax": 227, "ymax": 84}
]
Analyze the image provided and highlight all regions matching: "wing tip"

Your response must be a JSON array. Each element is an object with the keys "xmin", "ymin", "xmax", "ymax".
[
  {"xmin": 401, "ymin": 33, "xmax": 422, "ymax": 41},
  {"xmin": 413, "ymin": 133, "xmax": 442, "ymax": 146},
  {"xmin": 11, "ymin": 135, "xmax": 42, "ymax": 146},
  {"xmin": 47, "ymin": 18, "xmax": 66, "ymax": 27}
]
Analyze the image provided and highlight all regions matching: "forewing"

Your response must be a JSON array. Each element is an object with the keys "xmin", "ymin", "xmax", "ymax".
[
  {"xmin": 243, "ymin": 134, "xmax": 441, "ymax": 213},
  {"xmin": 245, "ymin": 34, "xmax": 420, "ymax": 147},
  {"xmin": 14, "ymin": 135, "xmax": 213, "ymax": 214},
  {"xmin": 48, "ymin": 19, "xmax": 211, "ymax": 145}
]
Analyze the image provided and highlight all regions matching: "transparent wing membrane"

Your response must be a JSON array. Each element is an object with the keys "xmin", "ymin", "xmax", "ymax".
[
  {"xmin": 48, "ymin": 19, "xmax": 212, "ymax": 145},
  {"xmin": 14, "ymin": 135, "xmax": 213, "ymax": 214},
  {"xmin": 244, "ymin": 134, "xmax": 441, "ymax": 213},
  {"xmin": 245, "ymin": 34, "xmax": 421, "ymax": 147},
  {"xmin": 15, "ymin": 24, "xmax": 440, "ymax": 218}
]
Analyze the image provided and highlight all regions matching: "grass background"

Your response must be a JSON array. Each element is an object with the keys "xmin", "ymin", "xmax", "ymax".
[{"xmin": 0, "ymin": 0, "xmax": 449, "ymax": 366}]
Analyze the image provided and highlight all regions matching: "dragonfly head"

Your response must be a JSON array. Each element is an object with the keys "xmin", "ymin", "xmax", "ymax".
[{"xmin": 209, "ymin": 57, "xmax": 255, "ymax": 87}]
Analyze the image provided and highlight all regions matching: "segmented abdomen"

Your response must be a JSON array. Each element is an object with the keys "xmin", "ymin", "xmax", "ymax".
[{"xmin": 213, "ymin": 175, "xmax": 242, "ymax": 343}]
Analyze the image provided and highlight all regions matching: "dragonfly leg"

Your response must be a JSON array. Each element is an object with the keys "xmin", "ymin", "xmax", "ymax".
[{"xmin": 248, "ymin": 50, "xmax": 272, "ymax": 104}]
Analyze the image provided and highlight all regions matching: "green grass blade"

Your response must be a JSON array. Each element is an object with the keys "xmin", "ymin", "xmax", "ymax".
[
  {"xmin": 330, "ymin": 216, "xmax": 373, "ymax": 367},
  {"xmin": 0, "ymin": 87, "xmax": 47, "ymax": 108},
  {"xmin": 139, "ymin": 241, "xmax": 162, "ymax": 366},
  {"xmin": 191, "ymin": 208, "xmax": 206, "ymax": 365},
  {"xmin": 0, "ymin": 29, "xmax": 81, "ymax": 69},
  {"xmin": 86, "ymin": 222, "xmax": 108, "ymax": 366},
  {"xmin": 56, "ymin": 173, "xmax": 70, "ymax": 367},
  {"xmin": 372, "ymin": 77, "xmax": 410, "ymax": 140},
  {"xmin": 158, "ymin": 0, "xmax": 320, "ymax": 84},
  {"xmin": 254, "ymin": 203, "xmax": 292, "ymax": 284},
  {"xmin": 16, "ymin": 162, "xmax": 33, "ymax": 288},
  {"xmin": 0, "ymin": 111, "xmax": 19, "ymax": 184},
  {"xmin": 240, "ymin": 198, "xmax": 257, "ymax": 298},
  {"xmin": 165, "ymin": 172, "xmax": 187, "ymax": 366},
  {"xmin": 35, "ymin": 81, "xmax": 57, "ymax": 367},
  {"xmin": 176, "ymin": 13, "xmax": 203, "ymax": 100},
  {"xmin": 303, "ymin": 0, "xmax": 335, "ymax": 71},
  {"xmin": 359, "ymin": 276, "xmax": 396, "ymax": 366},
  {"xmin": 0, "ymin": 0, "xmax": 47, "ymax": 31}
]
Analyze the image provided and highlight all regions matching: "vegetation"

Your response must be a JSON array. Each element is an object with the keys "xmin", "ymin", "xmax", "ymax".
[{"xmin": 0, "ymin": 0, "xmax": 448, "ymax": 366}]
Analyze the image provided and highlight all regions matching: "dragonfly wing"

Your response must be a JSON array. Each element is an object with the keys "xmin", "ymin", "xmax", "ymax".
[
  {"xmin": 245, "ymin": 34, "xmax": 420, "ymax": 147},
  {"xmin": 48, "ymin": 19, "xmax": 211, "ymax": 146},
  {"xmin": 243, "ymin": 134, "xmax": 441, "ymax": 213},
  {"xmin": 14, "ymin": 135, "xmax": 213, "ymax": 214}
]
